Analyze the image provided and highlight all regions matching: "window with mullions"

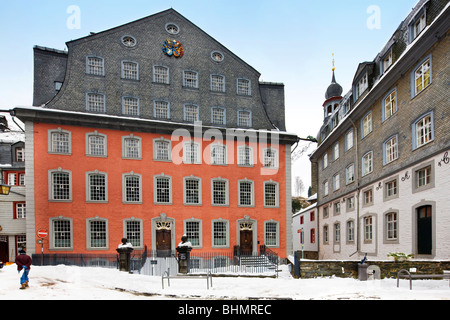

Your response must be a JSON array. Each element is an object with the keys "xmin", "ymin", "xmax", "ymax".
[
  {"xmin": 183, "ymin": 141, "xmax": 201, "ymax": 164},
  {"xmin": 237, "ymin": 79, "xmax": 251, "ymax": 96},
  {"xmin": 50, "ymin": 130, "xmax": 71, "ymax": 154},
  {"xmin": 153, "ymin": 66, "xmax": 169, "ymax": 84},
  {"xmin": 183, "ymin": 70, "xmax": 198, "ymax": 88},
  {"xmin": 211, "ymin": 75, "xmax": 225, "ymax": 92},
  {"xmin": 154, "ymin": 175, "xmax": 172, "ymax": 204},
  {"xmin": 238, "ymin": 180, "xmax": 254, "ymax": 206},
  {"xmin": 362, "ymin": 151, "xmax": 373, "ymax": 176},
  {"xmin": 122, "ymin": 61, "xmax": 138, "ymax": 80},
  {"xmin": 211, "ymin": 144, "xmax": 226, "ymax": 165},
  {"xmin": 264, "ymin": 181, "xmax": 278, "ymax": 207},
  {"xmin": 52, "ymin": 218, "xmax": 72, "ymax": 249},
  {"xmin": 386, "ymin": 212, "xmax": 398, "ymax": 241},
  {"xmin": 50, "ymin": 170, "xmax": 71, "ymax": 201},
  {"xmin": 364, "ymin": 216, "xmax": 373, "ymax": 242},
  {"xmin": 185, "ymin": 220, "xmax": 201, "ymax": 247},
  {"xmin": 263, "ymin": 148, "xmax": 278, "ymax": 168},
  {"xmin": 412, "ymin": 57, "xmax": 431, "ymax": 97},
  {"xmin": 124, "ymin": 174, "xmax": 141, "ymax": 203},
  {"xmin": 153, "ymin": 100, "xmax": 170, "ymax": 119},
  {"xmin": 154, "ymin": 139, "xmax": 171, "ymax": 161},
  {"xmin": 237, "ymin": 110, "xmax": 251, "ymax": 127},
  {"xmin": 213, "ymin": 220, "xmax": 228, "ymax": 247},
  {"xmin": 382, "ymin": 89, "xmax": 397, "ymax": 121},
  {"xmin": 86, "ymin": 132, "xmax": 106, "ymax": 157},
  {"xmin": 122, "ymin": 97, "xmax": 139, "ymax": 116},
  {"xmin": 211, "ymin": 179, "xmax": 228, "ymax": 206},
  {"xmin": 383, "ymin": 135, "xmax": 398, "ymax": 165},
  {"xmin": 237, "ymin": 145, "xmax": 253, "ymax": 166},
  {"xmin": 412, "ymin": 112, "xmax": 434, "ymax": 150},
  {"xmin": 87, "ymin": 93, "xmax": 106, "ymax": 113},
  {"xmin": 265, "ymin": 222, "xmax": 278, "ymax": 247},
  {"xmin": 87, "ymin": 172, "xmax": 107, "ymax": 202},
  {"xmin": 88, "ymin": 219, "xmax": 108, "ymax": 249},
  {"xmin": 86, "ymin": 57, "xmax": 104, "ymax": 76},
  {"xmin": 184, "ymin": 177, "xmax": 201, "ymax": 205},
  {"xmin": 125, "ymin": 220, "xmax": 142, "ymax": 248},
  {"xmin": 122, "ymin": 135, "xmax": 141, "ymax": 159},
  {"xmin": 184, "ymin": 104, "xmax": 199, "ymax": 122},
  {"xmin": 211, "ymin": 107, "xmax": 226, "ymax": 125}
]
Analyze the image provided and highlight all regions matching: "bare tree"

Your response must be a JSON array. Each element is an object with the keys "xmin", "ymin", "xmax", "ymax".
[{"xmin": 294, "ymin": 176, "xmax": 305, "ymax": 197}]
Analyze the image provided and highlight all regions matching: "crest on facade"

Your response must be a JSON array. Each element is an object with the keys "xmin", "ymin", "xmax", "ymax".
[{"xmin": 162, "ymin": 38, "xmax": 184, "ymax": 58}]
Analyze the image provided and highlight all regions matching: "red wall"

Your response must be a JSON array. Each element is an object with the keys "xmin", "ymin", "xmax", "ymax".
[{"xmin": 33, "ymin": 122, "xmax": 288, "ymax": 256}]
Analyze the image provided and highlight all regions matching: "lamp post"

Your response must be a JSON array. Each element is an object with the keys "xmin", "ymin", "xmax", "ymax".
[{"xmin": 0, "ymin": 184, "xmax": 11, "ymax": 195}]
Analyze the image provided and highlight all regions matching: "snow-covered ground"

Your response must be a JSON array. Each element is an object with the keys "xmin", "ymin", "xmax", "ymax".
[{"xmin": 1, "ymin": 264, "xmax": 449, "ymax": 301}]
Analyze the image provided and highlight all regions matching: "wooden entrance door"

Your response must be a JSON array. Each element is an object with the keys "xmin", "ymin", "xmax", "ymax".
[
  {"xmin": 240, "ymin": 230, "xmax": 253, "ymax": 255},
  {"xmin": 156, "ymin": 229, "xmax": 171, "ymax": 257},
  {"xmin": 417, "ymin": 205, "xmax": 432, "ymax": 255}
]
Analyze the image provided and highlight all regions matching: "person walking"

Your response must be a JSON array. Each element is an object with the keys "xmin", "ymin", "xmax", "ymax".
[{"xmin": 15, "ymin": 248, "xmax": 32, "ymax": 290}]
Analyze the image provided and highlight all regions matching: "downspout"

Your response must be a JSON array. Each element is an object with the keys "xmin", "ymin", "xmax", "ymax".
[{"xmin": 348, "ymin": 118, "xmax": 361, "ymax": 258}]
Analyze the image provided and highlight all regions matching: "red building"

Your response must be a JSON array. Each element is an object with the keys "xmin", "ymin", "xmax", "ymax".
[{"xmin": 14, "ymin": 9, "xmax": 297, "ymax": 259}]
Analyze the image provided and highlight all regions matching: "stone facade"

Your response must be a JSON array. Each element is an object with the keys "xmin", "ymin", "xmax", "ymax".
[{"xmin": 310, "ymin": 0, "xmax": 450, "ymax": 261}]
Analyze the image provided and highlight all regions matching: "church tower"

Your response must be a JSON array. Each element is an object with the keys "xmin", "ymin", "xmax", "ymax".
[{"xmin": 322, "ymin": 54, "xmax": 343, "ymax": 119}]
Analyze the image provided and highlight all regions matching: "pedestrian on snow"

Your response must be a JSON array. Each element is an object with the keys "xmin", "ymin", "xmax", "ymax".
[{"xmin": 15, "ymin": 248, "xmax": 32, "ymax": 289}]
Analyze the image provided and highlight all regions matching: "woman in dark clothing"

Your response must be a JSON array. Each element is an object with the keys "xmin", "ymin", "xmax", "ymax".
[{"xmin": 15, "ymin": 248, "xmax": 32, "ymax": 289}]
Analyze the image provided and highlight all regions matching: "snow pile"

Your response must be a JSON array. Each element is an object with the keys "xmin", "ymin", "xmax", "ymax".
[{"xmin": 1, "ymin": 264, "xmax": 449, "ymax": 300}]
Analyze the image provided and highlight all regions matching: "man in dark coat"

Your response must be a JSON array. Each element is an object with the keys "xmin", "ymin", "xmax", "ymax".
[{"xmin": 15, "ymin": 248, "xmax": 32, "ymax": 289}]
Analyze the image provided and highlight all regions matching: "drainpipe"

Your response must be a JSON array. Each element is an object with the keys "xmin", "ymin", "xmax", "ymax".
[{"xmin": 348, "ymin": 118, "xmax": 361, "ymax": 258}]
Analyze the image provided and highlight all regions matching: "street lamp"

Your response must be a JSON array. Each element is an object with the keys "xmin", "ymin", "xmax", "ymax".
[{"xmin": 0, "ymin": 184, "xmax": 11, "ymax": 195}]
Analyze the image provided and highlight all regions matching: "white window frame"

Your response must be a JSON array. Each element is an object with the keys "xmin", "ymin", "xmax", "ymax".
[
  {"xmin": 184, "ymin": 219, "xmax": 202, "ymax": 248},
  {"xmin": 211, "ymin": 107, "xmax": 226, "ymax": 125},
  {"xmin": 210, "ymin": 144, "xmax": 227, "ymax": 165},
  {"xmin": 122, "ymin": 96, "xmax": 139, "ymax": 116},
  {"xmin": 323, "ymin": 180, "xmax": 329, "ymax": 196},
  {"xmin": 153, "ymin": 100, "xmax": 170, "ymax": 119},
  {"xmin": 412, "ymin": 111, "xmax": 434, "ymax": 150},
  {"xmin": 345, "ymin": 129, "xmax": 353, "ymax": 152},
  {"xmin": 238, "ymin": 179, "xmax": 254, "ymax": 207},
  {"xmin": 153, "ymin": 174, "xmax": 172, "ymax": 205},
  {"xmin": 237, "ymin": 145, "xmax": 254, "ymax": 166},
  {"xmin": 263, "ymin": 180, "xmax": 279, "ymax": 208},
  {"xmin": 332, "ymin": 173, "xmax": 340, "ymax": 191},
  {"xmin": 346, "ymin": 164, "xmax": 355, "ymax": 185},
  {"xmin": 183, "ymin": 70, "xmax": 198, "ymax": 88},
  {"xmin": 122, "ymin": 135, "xmax": 142, "ymax": 159},
  {"xmin": 86, "ymin": 131, "xmax": 107, "ymax": 157},
  {"xmin": 86, "ymin": 92, "xmax": 106, "ymax": 113},
  {"xmin": 153, "ymin": 65, "xmax": 169, "ymax": 84},
  {"xmin": 362, "ymin": 151, "xmax": 373, "ymax": 176},
  {"xmin": 87, "ymin": 217, "xmax": 109, "ymax": 250},
  {"xmin": 210, "ymin": 74, "xmax": 225, "ymax": 92},
  {"xmin": 361, "ymin": 111, "xmax": 372, "ymax": 139},
  {"xmin": 183, "ymin": 141, "xmax": 201, "ymax": 164},
  {"xmin": 183, "ymin": 104, "xmax": 199, "ymax": 123},
  {"xmin": 121, "ymin": 61, "xmax": 139, "ymax": 80},
  {"xmin": 237, "ymin": 110, "xmax": 252, "ymax": 127},
  {"xmin": 86, "ymin": 56, "xmax": 104, "ymax": 76},
  {"xmin": 264, "ymin": 220, "xmax": 279, "ymax": 247},
  {"xmin": 237, "ymin": 78, "xmax": 251, "ymax": 96},
  {"xmin": 86, "ymin": 171, "xmax": 108, "ymax": 203},
  {"xmin": 49, "ymin": 169, "xmax": 72, "ymax": 202},
  {"xmin": 124, "ymin": 218, "xmax": 143, "ymax": 249},
  {"xmin": 122, "ymin": 172, "xmax": 142, "ymax": 204},
  {"xmin": 383, "ymin": 135, "xmax": 398, "ymax": 165},
  {"xmin": 212, "ymin": 219, "xmax": 229, "ymax": 248},
  {"xmin": 48, "ymin": 128, "xmax": 72, "ymax": 155},
  {"xmin": 183, "ymin": 176, "xmax": 202, "ymax": 205},
  {"xmin": 153, "ymin": 137, "xmax": 172, "ymax": 161},
  {"xmin": 411, "ymin": 56, "xmax": 432, "ymax": 97},
  {"xmin": 211, "ymin": 178, "xmax": 229, "ymax": 206},
  {"xmin": 50, "ymin": 217, "xmax": 73, "ymax": 250},
  {"xmin": 263, "ymin": 147, "xmax": 278, "ymax": 168},
  {"xmin": 382, "ymin": 88, "xmax": 397, "ymax": 122}
]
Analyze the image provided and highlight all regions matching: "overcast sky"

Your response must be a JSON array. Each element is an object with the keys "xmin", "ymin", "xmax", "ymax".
[{"xmin": 0, "ymin": 0, "xmax": 420, "ymax": 194}]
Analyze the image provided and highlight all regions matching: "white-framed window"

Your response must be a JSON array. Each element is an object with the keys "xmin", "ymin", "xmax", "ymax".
[
  {"xmin": 122, "ymin": 135, "xmax": 142, "ymax": 159},
  {"xmin": 49, "ymin": 129, "xmax": 71, "ymax": 154},
  {"xmin": 153, "ymin": 100, "xmax": 170, "ymax": 119},
  {"xmin": 125, "ymin": 219, "xmax": 143, "ymax": 248},
  {"xmin": 416, "ymin": 165, "xmax": 431, "ymax": 188},
  {"xmin": 211, "ymin": 144, "xmax": 226, "ymax": 165},
  {"xmin": 347, "ymin": 196, "xmax": 355, "ymax": 211},
  {"xmin": 86, "ymin": 56, "xmax": 104, "ymax": 76},
  {"xmin": 86, "ymin": 93, "xmax": 106, "ymax": 113},
  {"xmin": 322, "ymin": 153, "xmax": 328, "ymax": 169},
  {"xmin": 323, "ymin": 225, "xmax": 329, "ymax": 243},
  {"xmin": 356, "ymin": 73, "xmax": 368, "ymax": 98},
  {"xmin": 334, "ymin": 223, "xmax": 340, "ymax": 243},
  {"xmin": 412, "ymin": 57, "xmax": 431, "ymax": 97},
  {"xmin": 263, "ymin": 147, "xmax": 278, "ymax": 168},
  {"xmin": 237, "ymin": 145, "xmax": 253, "ymax": 166},
  {"xmin": 385, "ymin": 179, "xmax": 398, "ymax": 198},
  {"xmin": 153, "ymin": 138, "xmax": 171, "ymax": 161},
  {"xmin": 210, "ymin": 74, "xmax": 225, "ymax": 92},
  {"xmin": 122, "ymin": 97, "xmax": 139, "ymax": 116},
  {"xmin": 362, "ymin": 151, "xmax": 373, "ymax": 176},
  {"xmin": 363, "ymin": 189, "xmax": 373, "ymax": 206},
  {"xmin": 332, "ymin": 173, "xmax": 340, "ymax": 191},
  {"xmin": 211, "ymin": 107, "xmax": 226, "ymax": 125},
  {"xmin": 86, "ymin": 171, "xmax": 107, "ymax": 202},
  {"xmin": 16, "ymin": 203, "xmax": 26, "ymax": 219},
  {"xmin": 265, "ymin": 221, "xmax": 279, "ymax": 247},
  {"xmin": 361, "ymin": 111, "xmax": 372, "ymax": 138},
  {"xmin": 184, "ymin": 176, "xmax": 202, "ymax": 205},
  {"xmin": 49, "ymin": 169, "xmax": 72, "ymax": 201},
  {"xmin": 238, "ymin": 179, "xmax": 254, "ymax": 207},
  {"xmin": 153, "ymin": 65, "xmax": 169, "ymax": 84},
  {"xmin": 323, "ymin": 180, "xmax": 329, "ymax": 196},
  {"xmin": 345, "ymin": 129, "xmax": 353, "ymax": 151},
  {"xmin": 19, "ymin": 173, "xmax": 25, "ymax": 186},
  {"xmin": 347, "ymin": 220, "xmax": 355, "ymax": 242},
  {"xmin": 212, "ymin": 219, "xmax": 229, "ymax": 247},
  {"xmin": 410, "ymin": 12, "xmax": 426, "ymax": 41},
  {"xmin": 16, "ymin": 148, "xmax": 24, "ymax": 162},
  {"xmin": 386, "ymin": 212, "xmax": 398, "ymax": 241},
  {"xmin": 7, "ymin": 173, "xmax": 16, "ymax": 186},
  {"xmin": 237, "ymin": 78, "xmax": 251, "ymax": 96},
  {"xmin": 383, "ymin": 135, "xmax": 398, "ymax": 165},
  {"xmin": 412, "ymin": 111, "xmax": 434, "ymax": 150},
  {"xmin": 346, "ymin": 164, "xmax": 355, "ymax": 184},
  {"xmin": 121, "ymin": 35, "xmax": 137, "ymax": 48},
  {"xmin": 183, "ymin": 70, "xmax": 198, "ymax": 88},
  {"xmin": 185, "ymin": 219, "xmax": 202, "ymax": 247},
  {"xmin": 334, "ymin": 202, "xmax": 340, "ymax": 215},
  {"xmin": 51, "ymin": 217, "xmax": 72, "ymax": 249},
  {"xmin": 183, "ymin": 141, "xmax": 201, "ymax": 164},
  {"xmin": 86, "ymin": 131, "xmax": 107, "ymax": 157},
  {"xmin": 123, "ymin": 173, "xmax": 142, "ymax": 203},
  {"xmin": 211, "ymin": 178, "xmax": 228, "ymax": 206},
  {"xmin": 382, "ymin": 50, "xmax": 393, "ymax": 73},
  {"xmin": 264, "ymin": 181, "xmax": 279, "ymax": 207},
  {"xmin": 332, "ymin": 142, "xmax": 339, "ymax": 161},
  {"xmin": 87, "ymin": 218, "xmax": 108, "ymax": 249},
  {"xmin": 237, "ymin": 110, "xmax": 252, "ymax": 127},
  {"xmin": 364, "ymin": 216, "xmax": 373, "ymax": 242},
  {"xmin": 154, "ymin": 174, "xmax": 172, "ymax": 204},
  {"xmin": 121, "ymin": 61, "xmax": 139, "ymax": 80},
  {"xmin": 382, "ymin": 89, "xmax": 397, "ymax": 121},
  {"xmin": 184, "ymin": 104, "xmax": 199, "ymax": 122}
]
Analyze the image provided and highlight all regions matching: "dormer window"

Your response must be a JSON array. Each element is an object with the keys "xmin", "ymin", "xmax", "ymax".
[
  {"xmin": 409, "ymin": 8, "xmax": 427, "ymax": 43},
  {"xmin": 383, "ymin": 50, "xmax": 392, "ymax": 73},
  {"xmin": 414, "ymin": 13, "xmax": 426, "ymax": 39},
  {"xmin": 357, "ymin": 73, "xmax": 368, "ymax": 98}
]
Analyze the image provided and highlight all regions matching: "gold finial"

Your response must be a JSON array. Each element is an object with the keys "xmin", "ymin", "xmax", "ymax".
[{"xmin": 332, "ymin": 53, "xmax": 335, "ymax": 72}]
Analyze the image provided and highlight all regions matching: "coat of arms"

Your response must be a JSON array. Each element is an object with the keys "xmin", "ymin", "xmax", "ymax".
[{"xmin": 162, "ymin": 38, "xmax": 184, "ymax": 58}]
